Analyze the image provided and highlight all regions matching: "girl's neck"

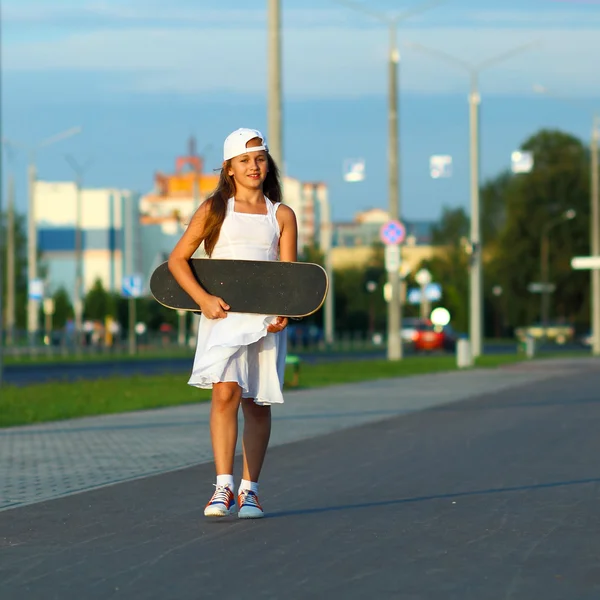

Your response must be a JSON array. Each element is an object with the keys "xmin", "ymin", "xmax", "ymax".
[{"xmin": 233, "ymin": 189, "xmax": 265, "ymax": 205}]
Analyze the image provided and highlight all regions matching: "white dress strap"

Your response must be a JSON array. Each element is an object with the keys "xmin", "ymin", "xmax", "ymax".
[{"xmin": 266, "ymin": 198, "xmax": 281, "ymax": 233}]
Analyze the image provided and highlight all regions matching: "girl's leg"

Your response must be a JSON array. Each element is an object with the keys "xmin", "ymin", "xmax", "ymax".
[
  {"xmin": 240, "ymin": 398, "xmax": 272, "ymax": 482},
  {"xmin": 210, "ymin": 382, "xmax": 243, "ymax": 475}
]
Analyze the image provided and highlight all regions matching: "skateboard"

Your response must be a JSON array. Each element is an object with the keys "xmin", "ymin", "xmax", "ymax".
[{"xmin": 150, "ymin": 259, "xmax": 328, "ymax": 318}]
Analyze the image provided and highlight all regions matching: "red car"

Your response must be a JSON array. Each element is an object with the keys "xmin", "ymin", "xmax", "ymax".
[{"xmin": 412, "ymin": 321, "xmax": 457, "ymax": 353}]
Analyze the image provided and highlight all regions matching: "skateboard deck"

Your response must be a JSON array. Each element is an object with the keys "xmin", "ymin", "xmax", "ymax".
[{"xmin": 150, "ymin": 259, "xmax": 328, "ymax": 318}]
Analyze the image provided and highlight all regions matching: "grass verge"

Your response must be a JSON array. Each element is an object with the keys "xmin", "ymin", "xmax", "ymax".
[{"xmin": 0, "ymin": 351, "xmax": 590, "ymax": 428}]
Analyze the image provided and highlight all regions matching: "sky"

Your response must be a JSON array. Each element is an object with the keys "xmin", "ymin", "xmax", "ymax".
[{"xmin": 2, "ymin": 0, "xmax": 600, "ymax": 223}]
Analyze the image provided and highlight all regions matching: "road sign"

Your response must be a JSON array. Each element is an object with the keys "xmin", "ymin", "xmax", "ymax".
[
  {"xmin": 527, "ymin": 282, "xmax": 556, "ymax": 294},
  {"xmin": 122, "ymin": 274, "xmax": 144, "ymax": 298},
  {"xmin": 511, "ymin": 150, "xmax": 534, "ymax": 174},
  {"xmin": 380, "ymin": 220, "xmax": 406, "ymax": 246},
  {"xmin": 28, "ymin": 278, "xmax": 44, "ymax": 301},
  {"xmin": 430, "ymin": 155, "xmax": 452, "ymax": 179},
  {"xmin": 43, "ymin": 298, "xmax": 55, "ymax": 315},
  {"xmin": 343, "ymin": 158, "xmax": 366, "ymax": 182},
  {"xmin": 415, "ymin": 268, "xmax": 432, "ymax": 287},
  {"xmin": 384, "ymin": 245, "xmax": 401, "ymax": 273},
  {"xmin": 571, "ymin": 256, "xmax": 600, "ymax": 270},
  {"xmin": 407, "ymin": 283, "xmax": 442, "ymax": 304}
]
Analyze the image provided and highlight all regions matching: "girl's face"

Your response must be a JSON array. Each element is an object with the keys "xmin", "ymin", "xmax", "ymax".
[{"xmin": 227, "ymin": 137, "xmax": 268, "ymax": 190}]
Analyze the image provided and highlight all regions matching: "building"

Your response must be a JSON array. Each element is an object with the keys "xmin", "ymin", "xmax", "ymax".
[
  {"xmin": 333, "ymin": 208, "xmax": 435, "ymax": 249},
  {"xmin": 330, "ymin": 208, "xmax": 440, "ymax": 272},
  {"xmin": 35, "ymin": 181, "xmax": 140, "ymax": 299}
]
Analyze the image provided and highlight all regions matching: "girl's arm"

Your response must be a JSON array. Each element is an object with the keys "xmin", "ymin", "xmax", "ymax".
[
  {"xmin": 268, "ymin": 205, "xmax": 299, "ymax": 333},
  {"xmin": 277, "ymin": 205, "xmax": 298, "ymax": 263},
  {"xmin": 168, "ymin": 202, "xmax": 230, "ymax": 319}
]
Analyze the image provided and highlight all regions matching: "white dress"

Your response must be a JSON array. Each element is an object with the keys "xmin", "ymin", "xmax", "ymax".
[{"xmin": 187, "ymin": 197, "xmax": 287, "ymax": 406}]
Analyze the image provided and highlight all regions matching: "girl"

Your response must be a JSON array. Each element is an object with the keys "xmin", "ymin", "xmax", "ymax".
[{"xmin": 168, "ymin": 128, "xmax": 298, "ymax": 519}]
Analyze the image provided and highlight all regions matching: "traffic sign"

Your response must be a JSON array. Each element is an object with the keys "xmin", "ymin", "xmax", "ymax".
[
  {"xmin": 122, "ymin": 274, "xmax": 144, "ymax": 298},
  {"xmin": 415, "ymin": 268, "xmax": 432, "ymax": 287},
  {"xmin": 527, "ymin": 282, "xmax": 556, "ymax": 294},
  {"xmin": 343, "ymin": 158, "xmax": 366, "ymax": 182},
  {"xmin": 384, "ymin": 245, "xmax": 401, "ymax": 273},
  {"xmin": 571, "ymin": 256, "xmax": 600, "ymax": 270},
  {"xmin": 511, "ymin": 150, "xmax": 534, "ymax": 174},
  {"xmin": 380, "ymin": 220, "xmax": 406, "ymax": 246},
  {"xmin": 430, "ymin": 155, "xmax": 452, "ymax": 179},
  {"xmin": 28, "ymin": 278, "xmax": 44, "ymax": 301},
  {"xmin": 407, "ymin": 283, "xmax": 442, "ymax": 304}
]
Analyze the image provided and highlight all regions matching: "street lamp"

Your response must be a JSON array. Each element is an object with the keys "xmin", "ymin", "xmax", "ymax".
[
  {"xmin": 333, "ymin": 0, "xmax": 445, "ymax": 360},
  {"xmin": 0, "ymin": 142, "xmax": 17, "ymax": 347},
  {"xmin": 405, "ymin": 41, "xmax": 537, "ymax": 358},
  {"xmin": 315, "ymin": 183, "xmax": 335, "ymax": 345},
  {"xmin": 267, "ymin": 0, "xmax": 283, "ymax": 170},
  {"xmin": 65, "ymin": 155, "xmax": 93, "ymax": 352},
  {"xmin": 540, "ymin": 209, "xmax": 576, "ymax": 327},
  {"xmin": 4, "ymin": 127, "xmax": 83, "ymax": 344},
  {"xmin": 533, "ymin": 84, "xmax": 600, "ymax": 356},
  {"xmin": 414, "ymin": 267, "xmax": 432, "ymax": 320},
  {"xmin": 366, "ymin": 280, "xmax": 377, "ymax": 336},
  {"xmin": 492, "ymin": 285, "xmax": 503, "ymax": 339}
]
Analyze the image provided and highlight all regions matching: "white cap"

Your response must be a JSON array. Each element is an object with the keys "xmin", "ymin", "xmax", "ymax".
[{"xmin": 223, "ymin": 128, "xmax": 268, "ymax": 161}]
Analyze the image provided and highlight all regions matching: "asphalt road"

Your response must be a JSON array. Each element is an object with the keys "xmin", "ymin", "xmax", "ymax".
[
  {"xmin": 0, "ymin": 343, "xmax": 585, "ymax": 386},
  {"xmin": 1, "ymin": 368, "xmax": 599, "ymax": 599}
]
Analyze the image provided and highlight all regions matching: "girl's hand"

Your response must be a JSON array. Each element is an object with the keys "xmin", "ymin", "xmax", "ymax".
[
  {"xmin": 199, "ymin": 295, "xmax": 230, "ymax": 319},
  {"xmin": 267, "ymin": 316, "xmax": 289, "ymax": 334}
]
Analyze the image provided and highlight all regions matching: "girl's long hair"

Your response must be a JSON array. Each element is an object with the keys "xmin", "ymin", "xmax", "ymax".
[{"xmin": 201, "ymin": 154, "xmax": 282, "ymax": 257}]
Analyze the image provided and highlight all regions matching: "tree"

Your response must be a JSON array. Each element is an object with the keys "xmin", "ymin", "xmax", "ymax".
[
  {"xmin": 430, "ymin": 206, "xmax": 469, "ymax": 246},
  {"xmin": 84, "ymin": 278, "xmax": 115, "ymax": 321},
  {"xmin": 488, "ymin": 129, "xmax": 590, "ymax": 331},
  {"xmin": 423, "ymin": 208, "xmax": 470, "ymax": 332},
  {"xmin": 52, "ymin": 287, "xmax": 74, "ymax": 329},
  {"xmin": 333, "ymin": 243, "xmax": 388, "ymax": 333}
]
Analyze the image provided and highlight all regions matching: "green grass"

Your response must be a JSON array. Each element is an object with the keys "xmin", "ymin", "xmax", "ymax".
[
  {"xmin": 1, "ymin": 347, "xmax": 194, "ymax": 366},
  {"xmin": 0, "ymin": 350, "xmax": 592, "ymax": 428},
  {"xmin": 0, "ymin": 375, "xmax": 213, "ymax": 428}
]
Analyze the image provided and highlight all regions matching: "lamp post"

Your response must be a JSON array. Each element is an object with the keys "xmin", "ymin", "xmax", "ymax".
[
  {"xmin": 65, "ymin": 155, "xmax": 93, "ymax": 352},
  {"xmin": 315, "ymin": 183, "xmax": 335, "ymax": 345},
  {"xmin": 0, "ymin": 145, "xmax": 4, "ymax": 386},
  {"xmin": 540, "ymin": 209, "xmax": 576, "ymax": 327},
  {"xmin": 415, "ymin": 268, "xmax": 432, "ymax": 320},
  {"xmin": 267, "ymin": 0, "xmax": 283, "ymax": 170},
  {"xmin": 534, "ymin": 85, "xmax": 600, "ymax": 356},
  {"xmin": 334, "ymin": 0, "xmax": 445, "ymax": 360},
  {"xmin": 366, "ymin": 280, "xmax": 377, "ymax": 336},
  {"xmin": 405, "ymin": 41, "xmax": 537, "ymax": 358},
  {"xmin": 4, "ymin": 128, "xmax": 83, "ymax": 344},
  {"xmin": 1, "ymin": 142, "xmax": 17, "ymax": 347},
  {"xmin": 492, "ymin": 285, "xmax": 503, "ymax": 338}
]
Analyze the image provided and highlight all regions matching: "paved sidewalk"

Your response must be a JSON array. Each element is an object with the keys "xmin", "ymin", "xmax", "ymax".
[{"xmin": 1, "ymin": 358, "xmax": 598, "ymax": 511}]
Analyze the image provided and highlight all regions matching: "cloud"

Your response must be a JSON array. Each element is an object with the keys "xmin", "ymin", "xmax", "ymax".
[
  {"xmin": 6, "ymin": 1, "xmax": 600, "ymax": 30},
  {"xmin": 3, "ymin": 3, "xmax": 600, "ymax": 99},
  {"xmin": 2, "ymin": 2, "xmax": 357, "ymax": 30},
  {"xmin": 466, "ymin": 8, "xmax": 600, "ymax": 26}
]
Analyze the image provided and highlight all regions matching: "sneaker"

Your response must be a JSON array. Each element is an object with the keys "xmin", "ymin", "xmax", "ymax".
[
  {"xmin": 237, "ymin": 489, "xmax": 264, "ymax": 519},
  {"xmin": 204, "ymin": 485, "xmax": 235, "ymax": 517}
]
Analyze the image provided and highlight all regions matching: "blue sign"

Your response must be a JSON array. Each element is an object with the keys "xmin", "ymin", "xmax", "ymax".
[
  {"xmin": 122, "ymin": 274, "xmax": 144, "ymax": 298},
  {"xmin": 28, "ymin": 278, "xmax": 44, "ymax": 301},
  {"xmin": 407, "ymin": 283, "xmax": 442, "ymax": 305},
  {"xmin": 380, "ymin": 220, "xmax": 406, "ymax": 246}
]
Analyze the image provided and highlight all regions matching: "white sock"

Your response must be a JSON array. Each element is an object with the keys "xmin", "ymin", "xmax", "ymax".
[
  {"xmin": 238, "ymin": 479, "xmax": 259, "ymax": 495},
  {"xmin": 216, "ymin": 474, "xmax": 234, "ymax": 490}
]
